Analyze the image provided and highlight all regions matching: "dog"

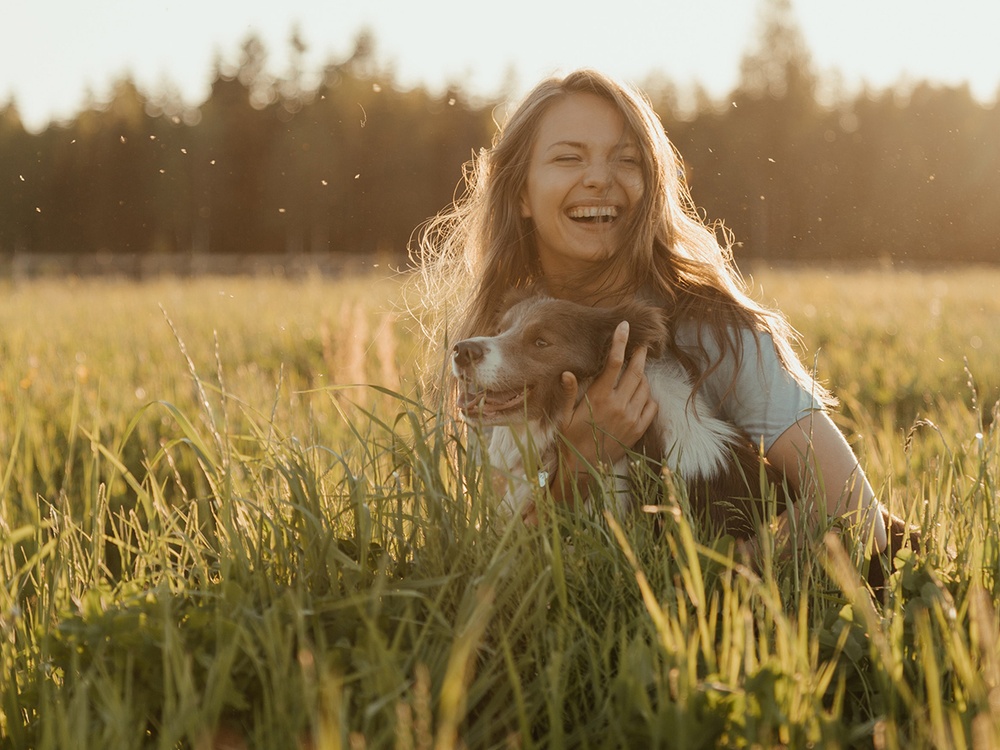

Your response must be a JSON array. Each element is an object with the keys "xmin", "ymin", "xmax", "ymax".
[
  {"xmin": 451, "ymin": 289, "xmax": 788, "ymax": 535},
  {"xmin": 451, "ymin": 288, "xmax": 922, "ymax": 598}
]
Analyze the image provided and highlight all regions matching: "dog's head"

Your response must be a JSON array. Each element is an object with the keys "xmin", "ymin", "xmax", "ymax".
[{"xmin": 451, "ymin": 292, "xmax": 667, "ymax": 425}]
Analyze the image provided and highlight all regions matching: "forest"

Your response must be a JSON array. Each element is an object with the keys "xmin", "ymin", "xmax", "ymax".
[{"xmin": 1, "ymin": 2, "xmax": 998, "ymax": 268}]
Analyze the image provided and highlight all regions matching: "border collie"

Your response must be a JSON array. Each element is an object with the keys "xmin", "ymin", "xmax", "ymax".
[{"xmin": 451, "ymin": 289, "xmax": 788, "ymax": 534}]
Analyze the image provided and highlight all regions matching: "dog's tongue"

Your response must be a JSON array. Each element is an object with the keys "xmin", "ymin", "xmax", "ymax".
[{"xmin": 477, "ymin": 389, "xmax": 526, "ymax": 418}]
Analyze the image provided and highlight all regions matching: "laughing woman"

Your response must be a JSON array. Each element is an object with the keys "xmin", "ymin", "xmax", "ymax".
[{"xmin": 413, "ymin": 68, "xmax": 912, "ymax": 587}]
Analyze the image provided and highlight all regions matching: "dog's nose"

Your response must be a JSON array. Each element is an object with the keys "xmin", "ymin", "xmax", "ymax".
[{"xmin": 452, "ymin": 340, "xmax": 485, "ymax": 368}]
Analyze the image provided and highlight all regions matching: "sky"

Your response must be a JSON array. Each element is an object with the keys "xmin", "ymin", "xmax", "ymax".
[{"xmin": 3, "ymin": 0, "xmax": 999, "ymax": 132}]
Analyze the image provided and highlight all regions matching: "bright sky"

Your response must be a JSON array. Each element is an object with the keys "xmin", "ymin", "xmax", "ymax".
[{"xmin": 4, "ymin": 0, "xmax": 999, "ymax": 132}]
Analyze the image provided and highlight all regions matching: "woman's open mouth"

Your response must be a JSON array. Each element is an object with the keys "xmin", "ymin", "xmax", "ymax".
[{"xmin": 567, "ymin": 205, "xmax": 619, "ymax": 224}]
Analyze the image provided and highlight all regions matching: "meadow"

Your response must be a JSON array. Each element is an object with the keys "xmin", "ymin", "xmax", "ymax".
[{"xmin": 1, "ymin": 266, "xmax": 999, "ymax": 749}]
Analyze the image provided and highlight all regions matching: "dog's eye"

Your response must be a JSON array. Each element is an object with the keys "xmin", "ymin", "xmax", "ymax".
[{"xmin": 534, "ymin": 338, "xmax": 549, "ymax": 348}]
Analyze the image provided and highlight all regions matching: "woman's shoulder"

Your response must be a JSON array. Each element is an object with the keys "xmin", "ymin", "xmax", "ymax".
[
  {"xmin": 671, "ymin": 315, "xmax": 824, "ymax": 448},
  {"xmin": 672, "ymin": 316, "xmax": 766, "ymax": 365}
]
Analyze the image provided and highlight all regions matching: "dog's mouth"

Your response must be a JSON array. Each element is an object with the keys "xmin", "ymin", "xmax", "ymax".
[{"xmin": 457, "ymin": 384, "xmax": 531, "ymax": 421}]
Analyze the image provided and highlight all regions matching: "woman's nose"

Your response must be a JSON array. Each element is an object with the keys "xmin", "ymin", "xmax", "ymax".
[{"xmin": 582, "ymin": 159, "xmax": 614, "ymax": 189}]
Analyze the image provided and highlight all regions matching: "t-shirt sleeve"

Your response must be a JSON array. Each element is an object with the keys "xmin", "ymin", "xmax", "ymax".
[{"xmin": 676, "ymin": 324, "xmax": 824, "ymax": 453}]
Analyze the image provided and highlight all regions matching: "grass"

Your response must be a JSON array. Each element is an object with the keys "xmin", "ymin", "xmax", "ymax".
[{"xmin": 1, "ymin": 266, "xmax": 999, "ymax": 749}]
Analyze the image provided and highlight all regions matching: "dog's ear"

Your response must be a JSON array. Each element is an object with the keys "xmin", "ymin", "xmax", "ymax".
[
  {"xmin": 497, "ymin": 283, "xmax": 544, "ymax": 316},
  {"xmin": 611, "ymin": 301, "xmax": 668, "ymax": 359}
]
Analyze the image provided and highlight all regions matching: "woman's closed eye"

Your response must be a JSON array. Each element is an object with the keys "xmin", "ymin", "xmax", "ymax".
[{"xmin": 615, "ymin": 152, "xmax": 641, "ymax": 167}]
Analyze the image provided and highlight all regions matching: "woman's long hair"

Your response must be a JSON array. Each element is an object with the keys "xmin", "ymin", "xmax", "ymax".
[{"xmin": 411, "ymin": 68, "xmax": 831, "ymax": 406}]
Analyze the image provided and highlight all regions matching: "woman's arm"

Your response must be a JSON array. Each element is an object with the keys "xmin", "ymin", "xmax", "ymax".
[{"xmin": 766, "ymin": 411, "xmax": 888, "ymax": 553}]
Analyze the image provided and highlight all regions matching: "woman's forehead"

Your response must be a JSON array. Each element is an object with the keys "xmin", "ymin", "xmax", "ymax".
[{"xmin": 533, "ymin": 92, "xmax": 635, "ymax": 150}]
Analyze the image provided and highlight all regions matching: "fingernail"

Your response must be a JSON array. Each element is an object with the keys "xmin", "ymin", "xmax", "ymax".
[{"xmin": 619, "ymin": 320, "xmax": 629, "ymax": 334}]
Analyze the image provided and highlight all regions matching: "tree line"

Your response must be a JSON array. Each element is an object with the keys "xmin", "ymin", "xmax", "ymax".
[{"xmin": 2, "ymin": 3, "xmax": 998, "ymax": 267}]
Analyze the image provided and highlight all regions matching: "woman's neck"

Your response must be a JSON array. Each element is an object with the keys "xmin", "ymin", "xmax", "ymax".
[{"xmin": 541, "ymin": 268, "xmax": 633, "ymax": 308}]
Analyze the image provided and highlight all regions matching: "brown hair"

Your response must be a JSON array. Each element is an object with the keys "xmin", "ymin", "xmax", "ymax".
[{"xmin": 411, "ymin": 68, "xmax": 831, "ymax": 406}]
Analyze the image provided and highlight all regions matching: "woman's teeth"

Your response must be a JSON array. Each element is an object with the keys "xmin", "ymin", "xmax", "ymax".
[{"xmin": 567, "ymin": 206, "xmax": 619, "ymax": 222}]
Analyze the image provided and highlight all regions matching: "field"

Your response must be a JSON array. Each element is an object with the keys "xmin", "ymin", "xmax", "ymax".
[{"xmin": 1, "ymin": 267, "xmax": 999, "ymax": 749}]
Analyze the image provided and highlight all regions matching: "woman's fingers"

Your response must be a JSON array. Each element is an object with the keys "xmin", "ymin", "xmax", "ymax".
[
  {"xmin": 553, "ymin": 318, "xmax": 658, "ymax": 467},
  {"xmin": 619, "ymin": 342, "xmax": 649, "ymax": 394},
  {"xmin": 559, "ymin": 371, "xmax": 579, "ymax": 422},
  {"xmin": 600, "ymin": 321, "xmax": 629, "ymax": 385},
  {"xmin": 597, "ymin": 320, "xmax": 649, "ymax": 394},
  {"xmin": 636, "ymin": 380, "xmax": 659, "ymax": 428}
]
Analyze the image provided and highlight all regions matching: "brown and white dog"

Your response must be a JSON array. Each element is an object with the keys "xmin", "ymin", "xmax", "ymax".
[{"xmin": 451, "ymin": 289, "xmax": 789, "ymax": 535}]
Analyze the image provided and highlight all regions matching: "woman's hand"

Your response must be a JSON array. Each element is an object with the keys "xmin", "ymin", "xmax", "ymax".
[{"xmin": 554, "ymin": 320, "xmax": 659, "ymax": 479}]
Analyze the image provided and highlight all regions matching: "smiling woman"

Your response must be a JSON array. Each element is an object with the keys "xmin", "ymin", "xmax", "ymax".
[{"xmin": 413, "ymin": 68, "xmax": 923, "ymax": 582}]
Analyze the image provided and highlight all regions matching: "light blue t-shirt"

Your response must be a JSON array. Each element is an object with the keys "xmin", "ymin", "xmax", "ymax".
[{"xmin": 674, "ymin": 322, "xmax": 824, "ymax": 452}]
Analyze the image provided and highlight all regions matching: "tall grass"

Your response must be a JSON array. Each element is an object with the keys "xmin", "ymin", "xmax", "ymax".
[{"xmin": 1, "ymin": 268, "xmax": 999, "ymax": 749}]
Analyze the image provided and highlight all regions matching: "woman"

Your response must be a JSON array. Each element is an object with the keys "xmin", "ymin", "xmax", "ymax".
[{"xmin": 414, "ymin": 68, "xmax": 889, "ymax": 557}]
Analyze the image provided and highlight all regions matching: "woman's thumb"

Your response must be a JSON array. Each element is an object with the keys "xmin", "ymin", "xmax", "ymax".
[{"xmin": 560, "ymin": 371, "xmax": 578, "ymax": 414}]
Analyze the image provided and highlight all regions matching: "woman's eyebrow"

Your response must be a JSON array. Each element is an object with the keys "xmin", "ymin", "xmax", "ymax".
[
  {"xmin": 543, "ymin": 138, "xmax": 639, "ymax": 154},
  {"xmin": 545, "ymin": 140, "xmax": 586, "ymax": 151}
]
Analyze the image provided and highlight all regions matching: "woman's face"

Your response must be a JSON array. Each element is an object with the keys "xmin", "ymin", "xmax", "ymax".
[{"xmin": 520, "ymin": 92, "xmax": 644, "ymax": 284}]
